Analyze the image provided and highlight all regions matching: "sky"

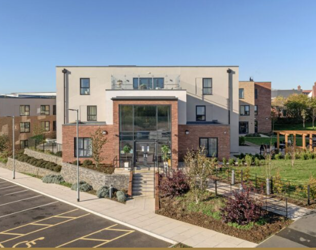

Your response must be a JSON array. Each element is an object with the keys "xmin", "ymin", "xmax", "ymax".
[{"xmin": 0, "ymin": 0, "xmax": 315, "ymax": 94}]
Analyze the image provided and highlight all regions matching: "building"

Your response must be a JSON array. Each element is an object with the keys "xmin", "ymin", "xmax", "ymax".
[
  {"xmin": 239, "ymin": 81, "xmax": 271, "ymax": 134},
  {"xmin": 308, "ymin": 82, "xmax": 316, "ymax": 98},
  {"xmin": 271, "ymin": 85, "xmax": 303, "ymax": 100},
  {"xmin": 56, "ymin": 66, "xmax": 240, "ymax": 168},
  {"xmin": 0, "ymin": 92, "xmax": 56, "ymax": 149}
]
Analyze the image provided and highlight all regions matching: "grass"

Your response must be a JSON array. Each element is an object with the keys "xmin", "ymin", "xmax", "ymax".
[
  {"xmin": 0, "ymin": 156, "xmax": 8, "ymax": 164},
  {"xmin": 235, "ymin": 159, "xmax": 316, "ymax": 184},
  {"xmin": 244, "ymin": 135, "xmax": 303, "ymax": 146},
  {"xmin": 274, "ymin": 122, "xmax": 316, "ymax": 131}
]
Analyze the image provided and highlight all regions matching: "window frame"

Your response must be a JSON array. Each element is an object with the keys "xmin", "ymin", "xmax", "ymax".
[
  {"xmin": 196, "ymin": 105, "xmax": 206, "ymax": 121},
  {"xmin": 239, "ymin": 121, "xmax": 249, "ymax": 134},
  {"xmin": 20, "ymin": 122, "xmax": 30, "ymax": 133},
  {"xmin": 202, "ymin": 78, "xmax": 213, "ymax": 95},
  {"xmin": 255, "ymin": 89, "xmax": 258, "ymax": 99},
  {"xmin": 254, "ymin": 105, "xmax": 258, "ymax": 116},
  {"xmin": 53, "ymin": 105, "xmax": 56, "ymax": 115},
  {"xmin": 74, "ymin": 137, "xmax": 92, "ymax": 158},
  {"xmin": 80, "ymin": 78, "xmax": 90, "ymax": 95},
  {"xmin": 87, "ymin": 106, "xmax": 97, "ymax": 121},
  {"xmin": 20, "ymin": 140, "xmax": 29, "ymax": 149},
  {"xmin": 20, "ymin": 105, "xmax": 30, "ymax": 116},
  {"xmin": 40, "ymin": 105, "xmax": 50, "ymax": 115},
  {"xmin": 41, "ymin": 121, "xmax": 50, "ymax": 132},
  {"xmin": 199, "ymin": 137, "xmax": 218, "ymax": 157},
  {"xmin": 240, "ymin": 105, "xmax": 250, "ymax": 116},
  {"xmin": 239, "ymin": 88, "xmax": 244, "ymax": 99}
]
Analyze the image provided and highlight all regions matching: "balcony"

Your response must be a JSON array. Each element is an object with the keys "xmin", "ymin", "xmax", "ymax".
[{"xmin": 111, "ymin": 74, "xmax": 181, "ymax": 90}]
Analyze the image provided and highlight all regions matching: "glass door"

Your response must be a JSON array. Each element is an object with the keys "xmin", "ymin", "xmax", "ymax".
[{"xmin": 135, "ymin": 142, "xmax": 156, "ymax": 169}]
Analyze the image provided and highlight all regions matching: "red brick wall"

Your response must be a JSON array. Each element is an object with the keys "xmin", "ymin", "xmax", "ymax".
[
  {"xmin": 62, "ymin": 125, "xmax": 114, "ymax": 164},
  {"xmin": 255, "ymin": 82, "xmax": 272, "ymax": 133},
  {"xmin": 112, "ymin": 100, "xmax": 179, "ymax": 168},
  {"xmin": 178, "ymin": 124, "xmax": 230, "ymax": 161}
]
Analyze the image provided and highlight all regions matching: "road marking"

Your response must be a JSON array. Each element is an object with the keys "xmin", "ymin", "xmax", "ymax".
[
  {"xmin": 12, "ymin": 237, "xmax": 45, "ymax": 248},
  {"xmin": 0, "ymin": 195, "xmax": 42, "ymax": 207},
  {"xmin": 4, "ymin": 190, "xmax": 29, "ymax": 196},
  {"xmin": 0, "ymin": 209, "xmax": 90, "ymax": 246},
  {"xmin": 56, "ymin": 224, "xmax": 135, "ymax": 248},
  {"xmin": 0, "ymin": 201, "xmax": 59, "ymax": 219},
  {"xmin": 0, "ymin": 185, "xmax": 16, "ymax": 190}
]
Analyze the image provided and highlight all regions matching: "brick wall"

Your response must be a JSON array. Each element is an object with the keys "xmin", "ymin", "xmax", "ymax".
[
  {"xmin": 0, "ymin": 115, "xmax": 56, "ymax": 149},
  {"xmin": 255, "ymin": 82, "xmax": 272, "ymax": 133},
  {"xmin": 62, "ymin": 124, "xmax": 114, "ymax": 164},
  {"xmin": 178, "ymin": 124, "xmax": 230, "ymax": 161}
]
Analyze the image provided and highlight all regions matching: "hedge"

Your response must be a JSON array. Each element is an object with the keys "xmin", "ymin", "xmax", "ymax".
[{"xmin": 16, "ymin": 153, "xmax": 62, "ymax": 172}]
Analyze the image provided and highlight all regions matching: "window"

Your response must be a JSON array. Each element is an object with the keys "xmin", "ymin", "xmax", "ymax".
[
  {"xmin": 199, "ymin": 138, "xmax": 218, "ymax": 157},
  {"xmin": 20, "ymin": 140, "xmax": 28, "ymax": 149},
  {"xmin": 20, "ymin": 105, "xmax": 30, "ymax": 116},
  {"xmin": 53, "ymin": 121, "xmax": 56, "ymax": 131},
  {"xmin": 41, "ymin": 121, "xmax": 50, "ymax": 131},
  {"xmin": 196, "ymin": 106, "xmax": 206, "ymax": 121},
  {"xmin": 202, "ymin": 78, "xmax": 212, "ymax": 95},
  {"xmin": 239, "ymin": 88, "xmax": 244, "ymax": 99},
  {"xmin": 20, "ymin": 122, "xmax": 30, "ymax": 133},
  {"xmin": 255, "ymin": 120, "xmax": 258, "ymax": 133},
  {"xmin": 74, "ymin": 138, "xmax": 92, "ymax": 157},
  {"xmin": 87, "ymin": 106, "xmax": 97, "ymax": 121},
  {"xmin": 80, "ymin": 78, "xmax": 90, "ymax": 95},
  {"xmin": 239, "ymin": 122, "xmax": 249, "ymax": 134},
  {"xmin": 41, "ymin": 105, "xmax": 50, "ymax": 115},
  {"xmin": 240, "ymin": 105, "xmax": 250, "ymax": 116},
  {"xmin": 133, "ymin": 78, "xmax": 164, "ymax": 90},
  {"xmin": 53, "ymin": 105, "xmax": 56, "ymax": 115},
  {"xmin": 254, "ymin": 105, "xmax": 258, "ymax": 116},
  {"xmin": 255, "ymin": 89, "xmax": 258, "ymax": 99}
]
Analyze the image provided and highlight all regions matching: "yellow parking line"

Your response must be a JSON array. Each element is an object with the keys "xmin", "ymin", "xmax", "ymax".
[
  {"xmin": 80, "ymin": 238, "xmax": 109, "ymax": 242},
  {"xmin": 0, "ymin": 210, "xmax": 90, "ymax": 245},
  {"xmin": 0, "ymin": 232, "xmax": 23, "ymax": 236},
  {"xmin": 93, "ymin": 230, "xmax": 134, "ymax": 248},
  {"xmin": 54, "ymin": 215, "xmax": 76, "ymax": 219},
  {"xmin": 30, "ymin": 223, "xmax": 52, "ymax": 227}
]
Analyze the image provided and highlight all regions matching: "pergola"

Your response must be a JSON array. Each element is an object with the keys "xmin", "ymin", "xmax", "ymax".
[{"xmin": 274, "ymin": 130, "xmax": 316, "ymax": 151}]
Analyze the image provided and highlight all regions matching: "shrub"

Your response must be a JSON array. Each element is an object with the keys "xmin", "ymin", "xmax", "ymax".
[
  {"xmin": 15, "ymin": 153, "xmax": 61, "ymax": 172},
  {"xmin": 96, "ymin": 186, "xmax": 109, "ymax": 198},
  {"xmin": 42, "ymin": 174, "xmax": 65, "ymax": 184},
  {"xmin": 228, "ymin": 158, "xmax": 235, "ymax": 166},
  {"xmin": 72, "ymin": 160, "xmax": 80, "ymax": 165},
  {"xmin": 55, "ymin": 151, "xmax": 62, "ymax": 157},
  {"xmin": 83, "ymin": 160, "xmax": 93, "ymax": 167},
  {"xmin": 116, "ymin": 190, "xmax": 127, "ymax": 202},
  {"xmin": 272, "ymin": 171, "xmax": 284, "ymax": 194},
  {"xmin": 300, "ymin": 153, "xmax": 308, "ymax": 160},
  {"xmin": 239, "ymin": 137, "xmax": 245, "ymax": 146},
  {"xmin": 237, "ymin": 158, "xmax": 243, "ymax": 166},
  {"xmin": 285, "ymin": 153, "xmax": 291, "ymax": 160},
  {"xmin": 222, "ymin": 157, "xmax": 227, "ymax": 166},
  {"xmin": 71, "ymin": 181, "xmax": 93, "ymax": 192},
  {"xmin": 245, "ymin": 155, "xmax": 252, "ymax": 166},
  {"xmin": 159, "ymin": 170, "xmax": 190, "ymax": 198},
  {"xmin": 254, "ymin": 157, "xmax": 260, "ymax": 166},
  {"xmin": 274, "ymin": 153, "xmax": 282, "ymax": 160},
  {"xmin": 307, "ymin": 152, "xmax": 315, "ymax": 160},
  {"xmin": 220, "ymin": 188, "xmax": 265, "ymax": 225}
]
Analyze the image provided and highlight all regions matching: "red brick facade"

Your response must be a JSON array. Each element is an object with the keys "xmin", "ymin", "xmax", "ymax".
[
  {"xmin": 178, "ymin": 124, "xmax": 230, "ymax": 161},
  {"xmin": 62, "ymin": 100, "xmax": 231, "ymax": 166},
  {"xmin": 255, "ymin": 82, "xmax": 272, "ymax": 133}
]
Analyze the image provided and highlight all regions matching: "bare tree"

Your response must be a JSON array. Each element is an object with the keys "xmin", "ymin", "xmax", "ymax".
[
  {"xmin": 90, "ymin": 128, "xmax": 107, "ymax": 168},
  {"xmin": 184, "ymin": 147, "xmax": 216, "ymax": 204}
]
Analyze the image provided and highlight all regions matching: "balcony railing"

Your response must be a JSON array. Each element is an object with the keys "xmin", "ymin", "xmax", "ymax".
[{"xmin": 111, "ymin": 74, "xmax": 181, "ymax": 90}]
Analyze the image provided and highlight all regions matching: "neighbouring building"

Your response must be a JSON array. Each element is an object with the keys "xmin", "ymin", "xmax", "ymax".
[
  {"xmin": 308, "ymin": 82, "xmax": 316, "ymax": 98},
  {"xmin": 271, "ymin": 85, "xmax": 304, "ymax": 100},
  {"xmin": 56, "ymin": 66, "xmax": 240, "ymax": 169},
  {"xmin": 239, "ymin": 81, "xmax": 271, "ymax": 134},
  {"xmin": 0, "ymin": 92, "xmax": 56, "ymax": 149}
]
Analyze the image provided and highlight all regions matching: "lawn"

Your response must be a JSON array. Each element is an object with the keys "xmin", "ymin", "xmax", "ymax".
[
  {"xmin": 236, "ymin": 159, "xmax": 316, "ymax": 184},
  {"xmin": 274, "ymin": 122, "xmax": 316, "ymax": 131},
  {"xmin": 244, "ymin": 135, "xmax": 303, "ymax": 146}
]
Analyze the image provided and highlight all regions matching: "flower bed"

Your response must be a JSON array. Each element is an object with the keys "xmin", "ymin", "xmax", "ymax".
[
  {"xmin": 16, "ymin": 153, "xmax": 62, "ymax": 172},
  {"xmin": 157, "ymin": 192, "xmax": 291, "ymax": 243},
  {"xmin": 71, "ymin": 160, "xmax": 115, "ymax": 174}
]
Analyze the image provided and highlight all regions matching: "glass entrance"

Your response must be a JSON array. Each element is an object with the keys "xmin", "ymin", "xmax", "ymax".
[{"xmin": 135, "ymin": 142, "xmax": 156, "ymax": 169}]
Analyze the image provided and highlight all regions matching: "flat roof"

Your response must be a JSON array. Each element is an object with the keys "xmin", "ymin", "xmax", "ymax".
[
  {"xmin": 111, "ymin": 96, "xmax": 178, "ymax": 101},
  {"xmin": 56, "ymin": 65, "xmax": 239, "ymax": 68}
]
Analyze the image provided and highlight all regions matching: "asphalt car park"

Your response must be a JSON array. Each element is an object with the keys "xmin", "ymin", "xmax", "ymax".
[{"xmin": 0, "ymin": 178, "xmax": 171, "ymax": 248}]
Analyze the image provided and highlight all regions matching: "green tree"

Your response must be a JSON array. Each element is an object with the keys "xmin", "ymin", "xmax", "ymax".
[
  {"xmin": 308, "ymin": 97, "xmax": 316, "ymax": 129},
  {"xmin": 285, "ymin": 94, "xmax": 309, "ymax": 121},
  {"xmin": 272, "ymin": 96, "xmax": 286, "ymax": 117},
  {"xmin": 90, "ymin": 128, "xmax": 107, "ymax": 168}
]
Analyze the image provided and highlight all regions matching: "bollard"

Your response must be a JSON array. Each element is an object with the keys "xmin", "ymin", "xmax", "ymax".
[
  {"xmin": 266, "ymin": 178, "xmax": 271, "ymax": 195},
  {"xmin": 231, "ymin": 170, "xmax": 235, "ymax": 185},
  {"xmin": 109, "ymin": 184, "xmax": 113, "ymax": 199}
]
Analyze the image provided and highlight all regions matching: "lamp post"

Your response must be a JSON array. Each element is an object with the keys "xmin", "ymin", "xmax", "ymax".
[
  {"xmin": 7, "ymin": 116, "xmax": 15, "ymax": 179},
  {"xmin": 69, "ymin": 109, "xmax": 80, "ymax": 202}
]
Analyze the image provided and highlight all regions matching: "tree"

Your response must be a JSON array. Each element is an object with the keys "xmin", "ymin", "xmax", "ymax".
[
  {"xmin": 272, "ymin": 96, "xmax": 286, "ymax": 117},
  {"xmin": 308, "ymin": 97, "xmax": 316, "ymax": 129},
  {"xmin": 184, "ymin": 147, "xmax": 216, "ymax": 204},
  {"xmin": 284, "ymin": 94, "xmax": 308, "ymax": 120},
  {"xmin": 0, "ymin": 134, "xmax": 11, "ymax": 158},
  {"xmin": 90, "ymin": 128, "xmax": 107, "ymax": 168},
  {"xmin": 32, "ymin": 124, "xmax": 46, "ymax": 144}
]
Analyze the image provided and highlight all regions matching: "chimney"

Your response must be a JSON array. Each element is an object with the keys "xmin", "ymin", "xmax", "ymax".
[
  {"xmin": 314, "ymin": 82, "xmax": 316, "ymax": 86},
  {"xmin": 297, "ymin": 85, "xmax": 301, "ymax": 90}
]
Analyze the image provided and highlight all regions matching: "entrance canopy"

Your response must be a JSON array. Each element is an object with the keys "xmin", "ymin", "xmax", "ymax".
[{"xmin": 274, "ymin": 130, "xmax": 316, "ymax": 151}]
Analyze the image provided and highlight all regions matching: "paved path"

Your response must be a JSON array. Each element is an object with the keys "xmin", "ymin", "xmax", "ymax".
[
  {"xmin": 258, "ymin": 212, "xmax": 316, "ymax": 247},
  {"xmin": 0, "ymin": 167, "xmax": 256, "ymax": 248},
  {"xmin": 208, "ymin": 180, "xmax": 312, "ymax": 219}
]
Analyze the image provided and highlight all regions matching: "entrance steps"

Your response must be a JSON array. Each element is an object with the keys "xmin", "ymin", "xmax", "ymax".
[{"xmin": 132, "ymin": 170, "xmax": 155, "ymax": 198}]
